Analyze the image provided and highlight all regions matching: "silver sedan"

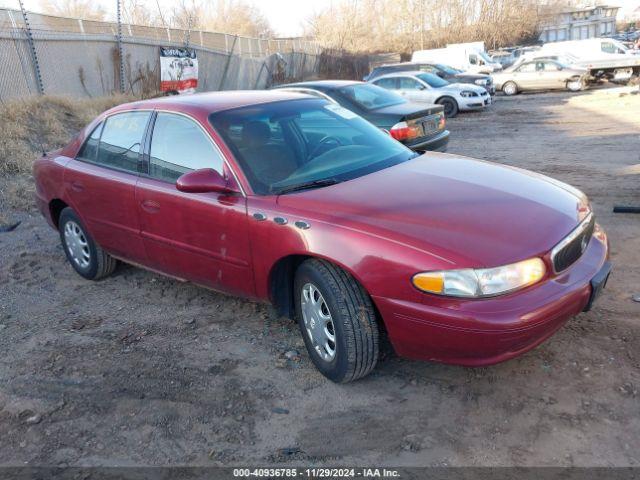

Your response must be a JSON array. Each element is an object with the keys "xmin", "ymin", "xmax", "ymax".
[
  {"xmin": 493, "ymin": 60, "xmax": 589, "ymax": 95},
  {"xmin": 370, "ymin": 71, "xmax": 490, "ymax": 117}
]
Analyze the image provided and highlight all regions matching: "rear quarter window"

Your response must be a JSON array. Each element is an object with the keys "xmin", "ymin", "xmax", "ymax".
[{"xmin": 76, "ymin": 122, "xmax": 104, "ymax": 162}]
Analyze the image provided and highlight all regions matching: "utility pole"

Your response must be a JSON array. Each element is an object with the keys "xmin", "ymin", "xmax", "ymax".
[{"xmin": 116, "ymin": 0, "xmax": 125, "ymax": 94}]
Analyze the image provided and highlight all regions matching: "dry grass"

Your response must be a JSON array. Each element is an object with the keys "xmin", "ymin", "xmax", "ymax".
[{"xmin": 0, "ymin": 95, "xmax": 132, "ymax": 217}]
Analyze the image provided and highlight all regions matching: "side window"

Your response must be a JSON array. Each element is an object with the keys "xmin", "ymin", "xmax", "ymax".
[
  {"xmin": 96, "ymin": 112, "xmax": 149, "ymax": 173},
  {"xmin": 374, "ymin": 77, "xmax": 397, "ymax": 89},
  {"xmin": 517, "ymin": 62, "xmax": 537, "ymax": 73},
  {"xmin": 535, "ymin": 62, "xmax": 545, "ymax": 72},
  {"xmin": 399, "ymin": 77, "xmax": 422, "ymax": 90},
  {"xmin": 149, "ymin": 113, "xmax": 224, "ymax": 183},
  {"xmin": 76, "ymin": 122, "xmax": 103, "ymax": 162}
]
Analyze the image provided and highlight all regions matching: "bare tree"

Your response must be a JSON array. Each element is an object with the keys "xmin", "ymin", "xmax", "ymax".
[
  {"xmin": 121, "ymin": 0, "xmax": 159, "ymax": 26},
  {"xmin": 41, "ymin": 0, "xmax": 107, "ymax": 20},
  {"xmin": 169, "ymin": 0, "xmax": 273, "ymax": 38},
  {"xmin": 307, "ymin": 0, "xmax": 559, "ymax": 53}
]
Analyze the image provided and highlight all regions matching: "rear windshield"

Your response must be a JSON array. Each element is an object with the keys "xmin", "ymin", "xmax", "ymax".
[
  {"xmin": 336, "ymin": 84, "xmax": 405, "ymax": 111},
  {"xmin": 416, "ymin": 73, "xmax": 449, "ymax": 88},
  {"xmin": 209, "ymin": 98, "xmax": 413, "ymax": 195}
]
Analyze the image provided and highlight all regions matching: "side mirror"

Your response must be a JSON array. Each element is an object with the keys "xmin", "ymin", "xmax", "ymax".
[
  {"xmin": 176, "ymin": 168, "xmax": 239, "ymax": 194},
  {"xmin": 436, "ymin": 71, "xmax": 445, "ymax": 78}
]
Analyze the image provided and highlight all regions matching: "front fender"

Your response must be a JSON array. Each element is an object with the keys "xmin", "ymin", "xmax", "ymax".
[{"xmin": 247, "ymin": 197, "xmax": 455, "ymax": 306}]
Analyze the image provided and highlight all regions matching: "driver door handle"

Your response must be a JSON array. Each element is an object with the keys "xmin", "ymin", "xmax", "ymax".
[{"xmin": 141, "ymin": 199, "xmax": 160, "ymax": 213}]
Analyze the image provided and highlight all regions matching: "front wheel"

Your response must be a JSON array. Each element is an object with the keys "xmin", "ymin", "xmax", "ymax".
[
  {"xmin": 502, "ymin": 81, "xmax": 518, "ymax": 96},
  {"xmin": 59, "ymin": 207, "xmax": 117, "ymax": 280},
  {"xmin": 437, "ymin": 97, "xmax": 459, "ymax": 118},
  {"xmin": 294, "ymin": 259, "xmax": 379, "ymax": 383}
]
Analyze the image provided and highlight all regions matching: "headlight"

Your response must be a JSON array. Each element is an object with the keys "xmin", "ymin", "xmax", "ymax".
[
  {"xmin": 460, "ymin": 90, "xmax": 478, "ymax": 97},
  {"xmin": 474, "ymin": 79, "xmax": 488, "ymax": 86},
  {"xmin": 412, "ymin": 257, "xmax": 546, "ymax": 298}
]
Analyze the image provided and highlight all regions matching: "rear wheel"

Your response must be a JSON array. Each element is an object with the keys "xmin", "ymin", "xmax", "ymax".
[
  {"xmin": 567, "ymin": 77, "xmax": 585, "ymax": 92},
  {"xmin": 59, "ymin": 207, "xmax": 116, "ymax": 280},
  {"xmin": 294, "ymin": 259, "xmax": 379, "ymax": 383},
  {"xmin": 502, "ymin": 81, "xmax": 518, "ymax": 96},
  {"xmin": 437, "ymin": 97, "xmax": 459, "ymax": 118}
]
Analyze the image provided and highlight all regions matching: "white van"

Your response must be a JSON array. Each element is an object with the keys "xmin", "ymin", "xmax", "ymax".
[
  {"xmin": 540, "ymin": 38, "xmax": 637, "ymax": 57},
  {"xmin": 412, "ymin": 43, "xmax": 503, "ymax": 74}
]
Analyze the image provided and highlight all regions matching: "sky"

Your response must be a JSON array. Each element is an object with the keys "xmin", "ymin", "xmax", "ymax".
[{"xmin": 0, "ymin": 0, "xmax": 639, "ymax": 36}]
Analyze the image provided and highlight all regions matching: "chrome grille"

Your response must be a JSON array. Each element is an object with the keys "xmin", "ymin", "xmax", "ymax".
[{"xmin": 551, "ymin": 214, "xmax": 595, "ymax": 273}]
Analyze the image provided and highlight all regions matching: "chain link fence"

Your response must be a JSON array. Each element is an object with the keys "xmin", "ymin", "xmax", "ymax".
[{"xmin": 0, "ymin": 7, "xmax": 322, "ymax": 100}]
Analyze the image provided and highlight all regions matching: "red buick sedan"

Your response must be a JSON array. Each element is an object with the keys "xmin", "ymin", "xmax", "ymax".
[{"xmin": 33, "ymin": 91, "xmax": 611, "ymax": 383}]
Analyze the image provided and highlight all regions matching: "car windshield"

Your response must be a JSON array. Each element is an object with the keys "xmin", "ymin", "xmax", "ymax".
[
  {"xmin": 478, "ymin": 50, "xmax": 494, "ymax": 64},
  {"xmin": 416, "ymin": 73, "xmax": 449, "ymax": 88},
  {"xmin": 209, "ymin": 98, "xmax": 415, "ymax": 195},
  {"xmin": 435, "ymin": 64, "xmax": 461, "ymax": 75},
  {"xmin": 337, "ymin": 84, "xmax": 405, "ymax": 111}
]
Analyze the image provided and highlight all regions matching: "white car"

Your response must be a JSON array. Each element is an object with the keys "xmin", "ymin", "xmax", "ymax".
[{"xmin": 370, "ymin": 71, "xmax": 490, "ymax": 117}]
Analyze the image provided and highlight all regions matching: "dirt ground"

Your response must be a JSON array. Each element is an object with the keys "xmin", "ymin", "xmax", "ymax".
[{"xmin": 1, "ymin": 86, "xmax": 639, "ymax": 468}]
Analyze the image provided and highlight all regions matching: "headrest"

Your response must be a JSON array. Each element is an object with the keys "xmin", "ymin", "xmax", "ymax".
[{"xmin": 242, "ymin": 121, "xmax": 271, "ymax": 148}]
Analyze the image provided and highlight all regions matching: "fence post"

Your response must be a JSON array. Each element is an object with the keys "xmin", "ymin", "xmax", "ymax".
[
  {"xmin": 116, "ymin": 0, "xmax": 125, "ymax": 94},
  {"xmin": 18, "ymin": 0, "xmax": 44, "ymax": 95},
  {"xmin": 300, "ymin": 53, "xmax": 307, "ymax": 81},
  {"xmin": 219, "ymin": 35, "xmax": 238, "ymax": 91}
]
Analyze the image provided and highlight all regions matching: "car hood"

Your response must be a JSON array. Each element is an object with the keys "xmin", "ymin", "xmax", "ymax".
[
  {"xmin": 277, "ymin": 154, "xmax": 586, "ymax": 268},
  {"xmin": 454, "ymin": 73, "xmax": 490, "ymax": 82},
  {"xmin": 442, "ymin": 83, "xmax": 487, "ymax": 94}
]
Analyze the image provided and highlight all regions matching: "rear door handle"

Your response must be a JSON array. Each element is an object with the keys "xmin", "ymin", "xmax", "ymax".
[
  {"xmin": 141, "ymin": 199, "xmax": 160, "ymax": 213},
  {"xmin": 71, "ymin": 181, "xmax": 84, "ymax": 192}
]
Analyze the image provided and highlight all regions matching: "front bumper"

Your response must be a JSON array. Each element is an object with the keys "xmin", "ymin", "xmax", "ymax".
[
  {"xmin": 373, "ymin": 232, "xmax": 610, "ymax": 366},
  {"xmin": 406, "ymin": 129, "xmax": 450, "ymax": 153},
  {"xmin": 459, "ymin": 95, "xmax": 491, "ymax": 110}
]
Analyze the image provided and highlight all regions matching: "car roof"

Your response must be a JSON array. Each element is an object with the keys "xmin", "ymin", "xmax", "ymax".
[
  {"xmin": 373, "ymin": 70, "xmax": 428, "ymax": 79},
  {"xmin": 108, "ymin": 90, "xmax": 315, "ymax": 116},
  {"xmin": 374, "ymin": 62, "xmax": 434, "ymax": 68},
  {"xmin": 274, "ymin": 80, "xmax": 363, "ymax": 90}
]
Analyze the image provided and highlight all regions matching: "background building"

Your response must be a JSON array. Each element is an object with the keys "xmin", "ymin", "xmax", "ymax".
[{"xmin": 540, "ymin": 3, "xmax": 620, "ymax": 42}]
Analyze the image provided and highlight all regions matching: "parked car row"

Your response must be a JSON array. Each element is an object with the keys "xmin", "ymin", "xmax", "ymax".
[{"xmin": 272, "ymin": 62, "xmax": 495, "ymax": 153}]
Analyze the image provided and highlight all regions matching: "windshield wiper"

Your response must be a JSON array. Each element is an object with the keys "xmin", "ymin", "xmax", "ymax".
[{"xmin": 273, "ymin": 178, "xmax": 341, "ymax": 195}]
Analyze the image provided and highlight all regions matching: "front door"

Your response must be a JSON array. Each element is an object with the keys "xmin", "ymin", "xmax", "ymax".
[
  {"xmin": 64, "ymin": 111, "xmax": 150, "ymax": 262},
  {"xmin": 135, "ymin": 111, "xmax": 254, "ymax": 297}
]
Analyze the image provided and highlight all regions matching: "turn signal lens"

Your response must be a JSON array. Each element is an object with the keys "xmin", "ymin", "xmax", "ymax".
[
  {"xmin": 412, "ymin": 257, "xmax": 546, "ymax": 298},
  {"xmin": 412, "ymin": 272, "xmax": 444, "ymax": 294}
]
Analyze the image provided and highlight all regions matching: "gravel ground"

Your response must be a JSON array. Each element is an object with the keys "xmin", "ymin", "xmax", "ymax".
[{"xmin": 1, "ymin": 86, "xmax": 639, "ymax": 467}]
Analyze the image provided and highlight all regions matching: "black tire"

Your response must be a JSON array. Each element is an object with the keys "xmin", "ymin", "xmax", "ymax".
[
  {"xmin": 58, "ymin": 207, "xmax": 116, "ymax": 280},
  {"xmin": 294, "ymin": 259, "xmax": 379, "ymax": 383},
  {"xmin": 437, "ymin": 96, "xmax": 459, "ymax": 118},
  {"xmin": 566, "ymin": 77, "xmax": 586, "ymax": 92},
  {"xmin": 502, "ymin": 81, "xmax": 518, "ymax": 96}
]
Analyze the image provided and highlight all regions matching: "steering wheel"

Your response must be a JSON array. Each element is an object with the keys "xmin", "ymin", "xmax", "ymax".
[{"xmin": 308, "ymin": 136, "xmax": 343, "ymax": 160}]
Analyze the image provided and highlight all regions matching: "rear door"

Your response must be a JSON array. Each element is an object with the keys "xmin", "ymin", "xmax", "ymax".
[
  {"xmin": 541, "ymin": 61, "xmax": 567, "ymax": 88},
  {"xmin": 135, "ymin": 111, "xmax": 253, "ymax": 297},
  {"xmin": 64, "ymin": 111, "xmax": 150, "ymax": 262}
]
